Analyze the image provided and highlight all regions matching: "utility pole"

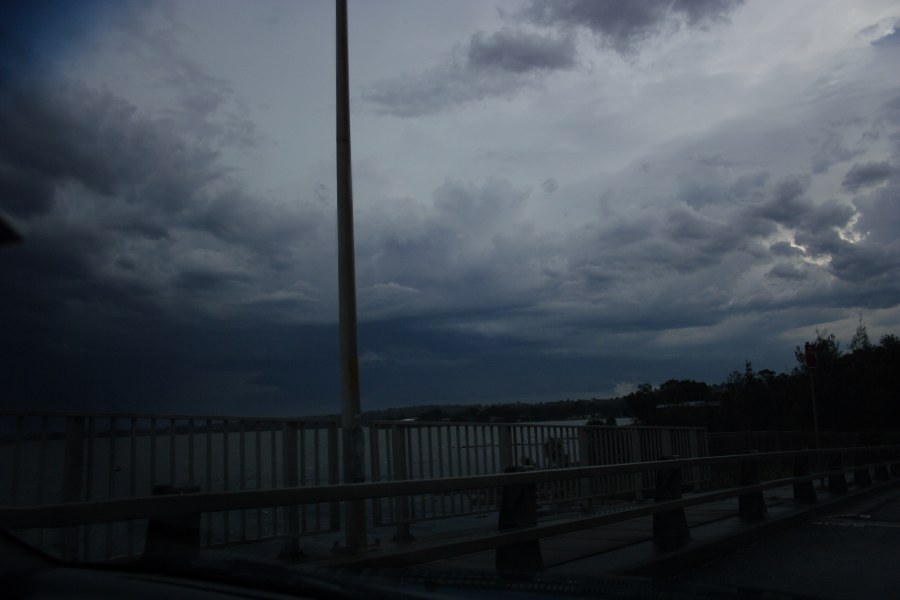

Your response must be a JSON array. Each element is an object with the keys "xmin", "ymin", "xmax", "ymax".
[{"xmin": 336, "ymin": 0, "xmax": 366, "ymax": 549}]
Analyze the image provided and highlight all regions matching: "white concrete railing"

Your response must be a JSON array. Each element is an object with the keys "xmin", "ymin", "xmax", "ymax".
[
  {"xmin": 2, "ymin": 445, "xmax": 898, "ymax": 568},
  {"xmin": 0, "ymin": 411, "xmax": 706, "ymax": 560},
  {"xmin": 369, "ymin": 421, "xmax": 709, "ymax": 531},
  {"xmin": 0, "ymin": 411, "xmax": 341, "ymax": 560}
]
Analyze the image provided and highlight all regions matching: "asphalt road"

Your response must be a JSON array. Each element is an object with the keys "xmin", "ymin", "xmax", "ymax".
[{"xmin": 672, "ymin": 487, "xmax": 900, "ymax": 599}]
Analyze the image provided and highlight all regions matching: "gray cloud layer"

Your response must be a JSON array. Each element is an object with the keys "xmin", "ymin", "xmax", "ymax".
[
  {"xmin": 367, "ymin": 0, "xmax": 743, "ymax": 117},
  {"xmin": 366, "ymin": 28, "xmax": 576, "ymax": 117},
  {"xmin": 519, "ymin": 0, "xmax": 744, "ymax": 54},
  {"xmin": 2, "ymin": 1, "xmax": 899, "ymax": 414}
]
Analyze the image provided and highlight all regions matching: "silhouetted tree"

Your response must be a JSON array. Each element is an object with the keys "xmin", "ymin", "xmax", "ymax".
[
  {"xmin": 849, "ymin": 312, "xmax": 872, "ymax": 353},
  {"xmin": 626, "ymin": 383, "xmax": 657, "ymax": 425}
]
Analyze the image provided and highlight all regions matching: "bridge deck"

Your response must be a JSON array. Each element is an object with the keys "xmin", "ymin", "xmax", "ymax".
[
  {"xmin": 406, "ymin": 481, "xmax": 900, "ymax": 578},
  {"xmin": 278, "ymin": 479, "xmax": 895, "ymax": 578},
  {"xmin": 410, "ymin": 492, "xmax": 783, "ymax": 574},
  {"xmin": 672, "ymin": 485, "xmax": 900, "ymax": 599}
]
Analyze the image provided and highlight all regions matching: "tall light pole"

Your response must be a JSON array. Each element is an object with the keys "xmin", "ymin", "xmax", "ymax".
[
  {"xmin": 336, "ymin": 0, "xmax": 366, "ymax": 549},
  {"xmin": 804, "ymin": 342, "xmax": 822, "ymax": 486}
]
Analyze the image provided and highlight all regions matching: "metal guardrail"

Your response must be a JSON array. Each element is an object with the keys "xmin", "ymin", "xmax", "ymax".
[
  {"xmin": 708, "ymin": 430, "xmax": 862, "ymax": 455},
  {"xmin": 3, "ymin": 445, "xmax": 899, "ymax": 568},
  {"xmin": 369, "ymin": 421, "xmax": 709, "ymax": 532},
  {"xmin": 0, "ymin": 411, "xmax": 341, "ymax": 561},
  {"xmin": 1, "ymin": 412, "xmax": 710, "ymax": 559},
  {"xmin": 2, "ymin": 445, "xmax": 890, "ymax": 525}
]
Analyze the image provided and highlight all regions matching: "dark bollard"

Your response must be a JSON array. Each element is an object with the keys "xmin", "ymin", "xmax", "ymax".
[
  {"xmin": 793, "ymin": 454, "xmax": 817, "ymax": 504},
  {"xmin": 853, "ymin": 453, "xmax": 872, "ymax": 487},
  {"xmin": 496, "ymin": 467, "xmax": 542, "ymax": 573},
  {"xmin": 143, "ymin": 484, "xmax": 201, "ymax": 564},
  {"xmin": 653, "ymin": 456, "xmax": 689, "ymax": 550},
  {"xmin": 828, "ymin": 454, "xmax": 848, "ymax": 495},
  {"xmin": 738, "ymin": 451, "xmax": 766, "ymax": 519},
  {"xmin": 891, "ymin": 458, "xmax": 900, "ymax": 478},
  {"xmin": 874, "ymin": 451, "xmax": 890, "ymax": 481}
]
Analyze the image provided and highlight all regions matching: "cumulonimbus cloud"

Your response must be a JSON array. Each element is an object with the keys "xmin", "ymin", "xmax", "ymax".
[
  {"xmin": 365, "ymin": 28, "xmax": 576, "ymax": 117},
  {"xmin": 519, "ymin": 0, "xmax": 744, "ymax": 54}
]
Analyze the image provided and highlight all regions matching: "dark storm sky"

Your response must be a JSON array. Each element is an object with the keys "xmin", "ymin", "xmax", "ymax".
[{"xmin": 2, "ymin": 0, "xmax": 899, "ymax": 416}]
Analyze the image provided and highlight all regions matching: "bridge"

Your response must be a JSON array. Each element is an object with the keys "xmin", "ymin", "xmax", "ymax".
[{"xmin": 1, "ymin": 411, "xmax": 897, "ymax": 597}]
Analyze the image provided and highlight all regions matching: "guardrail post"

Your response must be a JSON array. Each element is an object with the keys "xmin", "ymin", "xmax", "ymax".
[
  {"xmin": 369, "ymin": 425, "xmax": 383, "ymax": 526},
  {"xmin": 653, "ymin": 455, "xmax": 689, "ymax": 549},
  {"xmin": 578, "ymin": 427, "xmax": 592, "ymax": 511},
  {"xmin": 630, "ymin": 428, "xmax": 644, "ymax": 501},
  {"xmin": 281, "ymin": 421, "xmax": 302, "ymax": 558},
  {"xmin": 874, "ymin": 450, "xmax": 890, "ymax": 481},
  {"xmin": 828, "ymin": 452, "xmax": 848, "ymax": 495},
  {"xmin": 143, "ymin": 484, "xmax": 201, "ymax": 564},
  {"xmin": 496, "ymin": 466, "xmax": 543, "ymax": 573},
  {"xmin": 391, "ymin": 425, "xmax": 413, "ymax": 541},
  {"xmin": 661, "ymin": 429, "xmax": 673, "ymax": 457},
  {"xmin": 499, "ymin": 425, "xmax": 514, "ymax": 471},
  {"xmin": 687, "ymin": 430, "xmax": 700, "ymax": 490},
  {"xmin": 792, "ymin": 453, "xmax": 817, "ymax": 504},
  {"xmin": 327, "ymin": 423, "xmax": 341, "ymax": 531},
  {"xmin": 61, "ymin": 416, "xmax": 85, "ymax": 562},
  {"xmin": 738, "ymin": 451, "xmax": 766, "ymax": 519},
  {"xmin": 853, "ymin": 451, "xmax": 872, "ymax": 487},
  {"xmin": 891, "ymin": 448, "xmax": 900, "ymax": 478}
]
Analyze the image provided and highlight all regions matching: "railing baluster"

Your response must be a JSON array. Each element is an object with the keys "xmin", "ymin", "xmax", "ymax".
[
  {"xmin": 37, "ymin": 415, "xmax": 49, "ymax": 548},
  {"xmin": 455, "ymin": 426, "xmax": 462, "ymax": 477},
  {"xmin": 473, "ymin": 426, "xmax": 481, "ymax": 475},
  {"xmin": 428, "ymin": 426, "xmax": 435, "ymax": 518},
  {"xmin": 106, "ymin": 417, "xmax": 116, "ymax": 559},
  {"xmin": 36, "ymin": 417, "xmax": 48, "ymax": 512},
  {"xmin": 270, "ymin": 421, "xmax": 277, "ymax": 536},
  {"xmin": 128, "ymin": 417, "xmax": 136, "ymax": 557},
  {"xmin": 370, "ymin": 424, "xmax": 382, "ymax": 526},
  {"xmin": 59, "ymin": 416, "xmax": 85, "ymax": 561},
  {"xmin": 438, "ymin": 426, "xmax": 446, "ymax": 516},
  {"xmin": 390, "ymin": 424, "xmax": 412, "ymax": 540},
  {"xmin": 240, "ymin": 421, "xmax": 246, "ymax": 541},
  {"xmin": 150, "ymin": 417, "xmax": 157, "ymax": 487},
  {"xmin": 463, "ymin": 425, "xmax": 471, "ymax": 476},
  {"xmin": 455, "ymin": 426, "xmax": 463, "ymax": 512},
  {"xmin": 82, "ymin": 417, "xmax": 95, "ymax": 560},
  {"xmin": 417, "ymin": 426, "xmax": 425, "ymax": 518},
  {"xmin": 281, "ymin": 421, "xmax": 300, "ymax": 557},
  {"xmin": 169, "ymin": 418, "xmax": 176, "ymax": 484},
  {"xmin": 327, "ymin": 422, "xmax": 340, "ymax": 531},
  {"xmin": 314, "ymin": 424, "xmax": 321, "ymax": 531},
  {"xmin": 487, "ymin": 425, "xmax": 496, "ymax": 474},
  {"xmin": 223, "ymin": 419, "xmax": 230, "ymax": 544},
  {"xmin": 255, "ymin": 420, "xmax": 262, "ymax": 539},
  {"xmin": 188, "ymin": 419, "xmax": 195, "ymax": 486},
  {"xmin": 205, "ymin": 419, "xmax": 213, "ymax": 546},
  {"xmin": 11, "ymin": 415, "xmax": 23, "ymax": 505},
  {"xmin": 299, "ymin": 422, "xmax": 307, "ymax": 533}
]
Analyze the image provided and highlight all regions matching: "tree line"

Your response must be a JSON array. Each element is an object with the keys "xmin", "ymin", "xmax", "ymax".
[
  {"xmin": 358, "ymin": 320, "xmax": 899, "ymax": 436},
  {"xmin": 626, "ymin": 322, "xmax": 900, "ymax": 436}
]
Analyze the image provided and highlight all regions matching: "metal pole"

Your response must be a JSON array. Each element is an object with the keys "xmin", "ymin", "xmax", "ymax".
[
  {"xmin": 336, "ymin": 0, "xmax": 366, "ymax": 549},
  {"xmin": 809, "ymin": 373, "xmax": 821, "ymax": 452},
  {"xmin": 809, "ymin": 371, "xmax": 823, "ymax": 487}
]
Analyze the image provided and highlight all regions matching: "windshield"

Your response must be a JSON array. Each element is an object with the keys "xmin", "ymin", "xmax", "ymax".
[{"xmin": 2, "ymin": 1, "xmax": 900, "ymax": 598}]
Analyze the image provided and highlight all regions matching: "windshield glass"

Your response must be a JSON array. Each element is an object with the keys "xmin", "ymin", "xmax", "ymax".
[{"xmin": 2, "ymin": 1, "xmax": 900, "ymax": 598}]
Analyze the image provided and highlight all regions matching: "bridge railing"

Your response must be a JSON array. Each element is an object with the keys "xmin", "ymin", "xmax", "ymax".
[
  {"xmin": 3, "ymin": 444, "xmax": 898, "ymax": 568},
  {"xmin": 369, "ymin": 421, "xmax": 708, "ymax": 532},
  {"xmin": 1, "ymin": 412, "xmax": 709, "ymax": 557},
  {"xmin": 0, "ymin": 411, "xmax": 341, "ymax": 561},
  {"xmin": 708, "ymin": 430, "xmax": 862, "ymax": 455}
]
